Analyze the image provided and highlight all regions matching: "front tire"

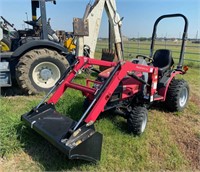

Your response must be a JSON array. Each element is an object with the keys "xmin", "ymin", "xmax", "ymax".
[
  {"xmin": 165, "ymin": 79, "xmax": 189, "ymax": 112},
  {"xmin": 16, "ymin": 49, "xmax": 69, "ymax": 94},
  {"xmin": 127, "ymin": 106, "xmax": 148, "ymax": 135}
]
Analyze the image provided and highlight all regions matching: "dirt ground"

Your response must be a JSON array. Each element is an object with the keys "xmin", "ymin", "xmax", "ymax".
[{"xmin": 164, "ymin": 92, "xmax": 200, "ymax": 170}]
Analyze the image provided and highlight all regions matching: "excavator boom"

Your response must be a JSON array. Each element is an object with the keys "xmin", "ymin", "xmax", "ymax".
[{"xmin": 75, "ymin": 0, "xmax": 123, "ymax": 60}]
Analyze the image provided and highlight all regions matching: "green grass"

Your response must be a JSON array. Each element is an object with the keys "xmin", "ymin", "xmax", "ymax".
[
  {"xmin": 0, "ymin": 100, "xmax": 188, "ymax": 171},
  {"xmin": 0, "ymin": 58, "xmax": 200, "ymax": 171}
]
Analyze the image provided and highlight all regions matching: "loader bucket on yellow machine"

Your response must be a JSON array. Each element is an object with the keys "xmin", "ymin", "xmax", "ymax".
[{"xmin": 21, "ymin": 103, "xmax": 103, "ymax": 162}]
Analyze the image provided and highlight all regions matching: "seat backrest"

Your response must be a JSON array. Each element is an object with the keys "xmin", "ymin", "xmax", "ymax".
[{"xmin": 153, "ymin": 49, "xmax": 173, "ymax": 68}]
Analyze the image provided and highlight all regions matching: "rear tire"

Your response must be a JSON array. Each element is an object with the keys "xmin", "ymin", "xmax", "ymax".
[
  {"xmin": 165, "ymin": 79, "xmax": 189, "ymax": 112},
  {"xmin": 16, "ymin": 49, "xmax": 69, "ymax": 95},
  {"xmin": 127, "ymin": 106, "xmax": 148, "ymax": 135}
]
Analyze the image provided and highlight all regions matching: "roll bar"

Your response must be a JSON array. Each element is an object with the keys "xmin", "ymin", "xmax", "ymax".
[{"xmin": 150, "ymin": 14, "xmax": 188, "ymax": 69}]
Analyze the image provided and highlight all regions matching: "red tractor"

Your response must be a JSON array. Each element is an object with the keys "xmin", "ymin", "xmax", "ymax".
[{"xmin": 22, "ymin": 14, "xmax": 189, "ymax": 162}]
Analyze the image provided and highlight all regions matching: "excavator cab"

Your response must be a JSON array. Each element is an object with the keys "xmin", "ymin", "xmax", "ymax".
[{"xmin": 22, "ymin": 0, "xmax": 58, "ymax": 41}]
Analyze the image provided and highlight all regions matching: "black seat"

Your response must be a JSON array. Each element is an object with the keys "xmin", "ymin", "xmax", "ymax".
[{"xmin": 152, "ymin": 49, "xmax": 174, "ymax": 76}]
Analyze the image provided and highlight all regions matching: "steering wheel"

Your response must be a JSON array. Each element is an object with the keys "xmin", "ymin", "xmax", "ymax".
[{"xmin": 136, "ymin": 54, "xmax": 153, "ymax": 62}]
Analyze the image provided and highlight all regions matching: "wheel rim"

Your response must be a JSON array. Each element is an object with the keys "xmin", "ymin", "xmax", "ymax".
[
  {"xmin": 141, "ymin": 113, "xmax": 147, "ymax": 133},
  {"xmin": 179, "ymin": 87, "xmax": 188, "ymax": 107},
  {"xmin": 32, "ymin": 62, "xmax": 61, "ymax": 88}
]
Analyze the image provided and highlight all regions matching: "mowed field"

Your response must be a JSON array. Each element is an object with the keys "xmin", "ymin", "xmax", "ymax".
[{"xmin": 0, "ymin": 41, "xmax": 200, "ymax": 171}]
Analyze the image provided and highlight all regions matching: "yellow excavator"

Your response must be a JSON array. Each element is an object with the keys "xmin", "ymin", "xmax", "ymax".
[{"xmin": 64, "ymin": 34, "xmax": 76, "ymax": 52}]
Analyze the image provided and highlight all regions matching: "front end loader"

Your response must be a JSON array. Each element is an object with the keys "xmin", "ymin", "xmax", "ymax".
[
  {"xmin": 22, "ymin": 56, "xmax": 160, "ymax": 162},
  {"xmin": 21, "ymin": 14, "xmax": 189, "ymax": 162}
]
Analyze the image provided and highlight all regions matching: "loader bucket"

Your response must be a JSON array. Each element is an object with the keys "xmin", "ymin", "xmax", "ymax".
[{"xmin": 21, "ymin": 103, "xmax": 103, "ymax": 162}]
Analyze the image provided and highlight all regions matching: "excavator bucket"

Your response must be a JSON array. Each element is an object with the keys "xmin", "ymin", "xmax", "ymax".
[{"xmin": 21, "ymin": 103, "xmax": 103, "ymax": 162}]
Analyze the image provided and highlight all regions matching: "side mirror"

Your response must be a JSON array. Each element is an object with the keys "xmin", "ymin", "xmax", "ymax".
[{"xmin": 53, "ymin": 1, "xmax": 56, "ymax": 5}]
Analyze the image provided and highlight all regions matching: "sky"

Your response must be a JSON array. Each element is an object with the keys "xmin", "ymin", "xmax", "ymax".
[{"xmin": 0, "ymin": 0, "xmax": 199, "ymax": 38}]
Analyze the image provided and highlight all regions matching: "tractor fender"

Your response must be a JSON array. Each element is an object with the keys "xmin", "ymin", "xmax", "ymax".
[
  {"xmin": 12, "ymin": 40, "xmax": 67, "ymax": 58},
  {"xmin": 158, "ymin": 71, "xmax": 183, "ymax": 100}
]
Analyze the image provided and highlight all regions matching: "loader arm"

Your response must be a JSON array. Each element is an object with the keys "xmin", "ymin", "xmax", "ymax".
[
  {"xmin": 22, "ymin": 56, "xmax": 158, "ymax": 162},
  {"xmin": 47, "ymin": 56, "xmax": 158, "ymax": 125},
  {"xmin": 76, "ymin": 0, "xmax": 123, "ymax": 60}
]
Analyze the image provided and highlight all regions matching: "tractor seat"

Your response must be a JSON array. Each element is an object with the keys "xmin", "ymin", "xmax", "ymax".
[{"xmin": 152, "ymin": 49, "xmax": 174, "ymax": 76}]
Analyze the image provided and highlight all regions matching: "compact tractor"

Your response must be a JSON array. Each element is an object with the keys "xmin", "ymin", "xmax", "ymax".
[
  {"xmin": 21, "ymin": 14, "xmax": 189, "ymax": 162},
  {"xmin": 0, "ymin": 0, "xmax": 69, "ymax": 95}
]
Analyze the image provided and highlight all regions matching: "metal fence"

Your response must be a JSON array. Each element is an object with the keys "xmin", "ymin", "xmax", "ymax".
[{"xmin": 96, "ymin": 40, "xmax": 200, "ymax": 64}]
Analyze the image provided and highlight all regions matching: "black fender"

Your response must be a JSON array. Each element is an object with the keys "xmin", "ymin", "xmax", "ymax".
[{"xmin": 12, "ymin": 40, "xmax": 67, "ymax": 58}]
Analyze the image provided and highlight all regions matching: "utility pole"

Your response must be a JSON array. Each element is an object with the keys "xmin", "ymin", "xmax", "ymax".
[
  {"xmin": 25, "ymin": 12, "xmax": 29, "ymax": 29},
  {"xmin": 195, "ymin": 30, "xmax": 198, "ymax": 40}
]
